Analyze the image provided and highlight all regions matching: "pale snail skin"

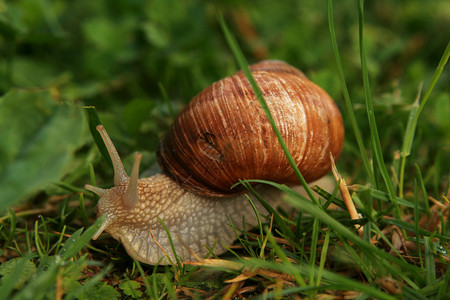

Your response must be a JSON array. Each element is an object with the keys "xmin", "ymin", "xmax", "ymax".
[
  {"xmin": 86, "ymin": 137, "xmax": 270, "ymax": 264},
  {"xmin": 85, "ymin": 60, "xmax": 344, "ymax": 265}
]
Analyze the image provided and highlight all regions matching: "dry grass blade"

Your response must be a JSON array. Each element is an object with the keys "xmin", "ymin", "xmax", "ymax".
[
  {"xmin": 330, "ymin": 153, "xmax": 364, "ymax": 235},
  {"xmin": 185, "ymin": 258, "xmax": 244, "ymax": 270}
]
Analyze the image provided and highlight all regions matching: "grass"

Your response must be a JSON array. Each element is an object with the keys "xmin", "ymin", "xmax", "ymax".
[{"xmin": 0, "ymin": 0, "xmax": 449, "ymax": 299}]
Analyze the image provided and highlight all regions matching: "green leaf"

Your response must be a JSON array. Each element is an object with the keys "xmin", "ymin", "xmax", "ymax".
[
  {"xmin": 0, "ymin": 257, "xmax": 37, "ymax": 294},
  {"xmin": 0, "ymin": 89, "xmax": 84, "ymax": 212},
  {"xmin": 65, "ymin": 264, "xmax": 116, "ymax": 300},
  {"xmin": 9, "ymin": 258, "xmax": 60, "ymax": 300},
  {"xmin": 92, "ymin": 284, "xmax": 121, "ymax": 299},
  {"xmin": 119, "ymin": 280, "xmax": 143, "ymax": 298},
  {"xmin": 71, "ymin": 282, "xmax": 121, "ymax": 300}
]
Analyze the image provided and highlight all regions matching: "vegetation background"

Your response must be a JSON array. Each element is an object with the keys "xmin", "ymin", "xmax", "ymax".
[{"xmin": 0, "ymin": 0, "xmax": 448, "ymax": 298}]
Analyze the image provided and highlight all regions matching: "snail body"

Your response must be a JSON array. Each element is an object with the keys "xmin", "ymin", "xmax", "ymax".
[{"xmin": 85, "ymin": 60, "xmax": 344, "ymax": 265}]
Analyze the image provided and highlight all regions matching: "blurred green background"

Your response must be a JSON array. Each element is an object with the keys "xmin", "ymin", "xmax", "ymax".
[{"xmin": 0, "ymin": 0, "xmax": 449, "ymax": 209}]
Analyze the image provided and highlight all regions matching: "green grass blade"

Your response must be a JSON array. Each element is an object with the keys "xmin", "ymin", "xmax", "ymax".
[
  {"xmin": 424, "ymin": 236, "xmax": 437, "ymax": 285},
  {"xmin": 34, "ymin": 220, "xmax": 44, "ymax": 258},
  {"xmin": 309, "ymin": 218, "xmax": 320, "ymax": 285},
  {"xmin": 133, "ymin": 260, "xmax": 152, "ymax": 297},
  {"xmin": 244, "ymin": 193, "xmax": 264, "ymax": 246},
  {"xmin": 358, "ymin": 0, "xmax": 399, "ymax": 216},
  {"xmin": 437, "ymin": 263, "xmax": 450, "ymax": 299},
  {"xmin": 239, "ymin": 181, "xmax": 295, "ymax": 240},
  {"xmin": 312, "ymin": 184, "xmax": 346, "ymax": 210},
  {"xmin": 219, "ymin": 14, "xmax": 319, "ymax": 207},
  {"xmin": 398, "ymin": 85, "xmax": 421, "ymax": 197},
  {"xmin": 349, "ymin": 184, "xmax": 426, "ymax": 210},
  {"xmin": 328, "ymin": 0, "xmax": 375, "ymax": 186},
  {"xmin": 413, "ymin": 181, "xmax": 424, "ymax": 268},
  {"xmin": 78, "ymin": 193, "xmax": 89, "ymax": 228},
  {"xmin": 316, "ymin": 228, "xmax": 330, "ymax": 287},
  {"xmin": 60, "ymin": 215, "xmax": 106, "ymax": 261},
  {"xmin": 382, "ymin": 218, "xmax": 450, "ymax": 241},
  {"xmin": 415, "ymin": 164, "xmax": 430, "ymax": 215},
  {"xmin": 157, "ymin": 218, "xmax": 179, "ymax": 266},
  {"xmin": 399, "ymin": 42, "xmax": 450, "ymax": 197},
  {"xmin": 417, "ymin": 40, "xmax": 450, "ymax": 118},
  {"xmin": 84, "ymin": 106, "xmax": 113, "ymax": 168},
  {"xmin": 162, "ymin": 273, "xmax": 178, "ymax": 300},
  {"xmin": 371, "ymin": 223, "xmax": 409, "ymax": 264},
  {"xmin": 267, "ymin": 232, "xmax": 307, "ymax": 287}
]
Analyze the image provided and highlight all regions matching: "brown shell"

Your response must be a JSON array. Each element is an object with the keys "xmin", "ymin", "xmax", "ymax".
[{"xmin": 157, "ymin": 60, "xmax": 344, "ymax": 197}]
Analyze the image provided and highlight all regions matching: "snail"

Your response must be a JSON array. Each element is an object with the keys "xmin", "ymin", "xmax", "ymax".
[{"xmin": 84, "ymin": 60, "xmax": 344, "ymax": 265}]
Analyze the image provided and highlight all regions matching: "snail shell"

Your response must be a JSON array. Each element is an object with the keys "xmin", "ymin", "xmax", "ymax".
[
  {"xmin": 158, "ymin": 60, "xmax": 344, "ymax": 196},
  {"xmin": 85, "ymin": 60, "xmax": 344, "ymax": 265}
]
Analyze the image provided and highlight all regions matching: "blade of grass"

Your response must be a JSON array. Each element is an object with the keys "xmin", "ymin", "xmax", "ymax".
[
  {"xmin": 133, "ymin": 260, "xmax": 152, "ymax": 297},
  {"xmin": 239, "ymin": 181, "xmax": 295, "ymax": 240},
  {"xmin": 415, "ymin": 164, "xmax": 430, "ymax": 215},
  {"xmin": 8, "ymin": 209, "xmax": 16, "ymax": 244},
  {"xmin": 328, "ymin": 0, "xmax": 375, "ymax": 186},
  {"xmin": 34, "ymin": 220, "xmax": 44, "ymax": 258},
  {"xmin": 227, "ymin": 215, "xmax": 255, "ymax": 257},
  {"xmin": 157, "ymin": 218, "xmax": 180, "ymax": 266},
  {"xmin": 334, "ymin": 230, "xmax": 375, "ymax": 280},
  {"xmin": 309, "ymin": 218, "xmax": 320, "ymax": 286},
  {"xmin": 78, "ymin": 194, "xmax": 89, "ymax": 228},
  {"xmin": 241, "ymin": 192, "xmax": 266, "ymax": 254},
  {"xmin": 358, "ymin": 0, "xmax": 399, "ymax": 217},
  {"xmin": 349, "ymin": 184, "xmax": 426, "ymax": 210},
  {"xmin": 295, "ymin": 210, "xmax": 303, "ymax": 241},
  {"xmin": 424, "ymin": 236, "xmax": 436, "ymax": 285},
  {"xmin": 414, "ymin": 181, "xmax": 424, "ymax": 269},
  {"xmin": 399, "ymin": 42, "xmax": 450, "ymax": 197},
  {"xmin": 266, "ymin": 232, "xmax": 308, "ymax": 288},
  {"xmin": 60, "ymin": 215, "xmax": 106, "ymax": 261},
  {"xmin": 52, "ymin": 225, "xmax": 66, "ymax": 255},
  {"xmin": 162, "ymin": 273, "xmax": 177, "ymax": 300},
  {"xmin": 437, "ymin": 263, "xmax": 450, "ymax": 299},
  {"xmin": 398, "ymin": 84, "xmax": 422, "ymax": 198},
  {"xmin": 399, "ymin": 286, "xmax": 429, "ymax": 300},
  {"xmin": 88, "ymin": 163, "xmax": 97, "ymax": 187},
  {"xmin": 371, "ymin": 222, "xmax": 409, "ymax": 265},
  {"xmin": 316, "ymin": 228, "xmax": 330, "ymax": 287},
  {"xmin": 85, "ymin": 106, "xmax": 113, "ymax": 168},
  {"xmin": 219, "ymin": 14, "xmax": 319, "ymax": 207},
  {"xmin": 312, "ymin": 185, "xmax": 346, "ymax": 210},
  {"xmin": 382, "ymin": 218, "xmax": 450, "ymax": 241}
]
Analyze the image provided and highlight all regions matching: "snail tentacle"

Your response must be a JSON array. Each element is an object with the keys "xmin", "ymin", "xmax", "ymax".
[{"xmin": 96, "ymin": 125, "xmax": 128, "ymax": 185}]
